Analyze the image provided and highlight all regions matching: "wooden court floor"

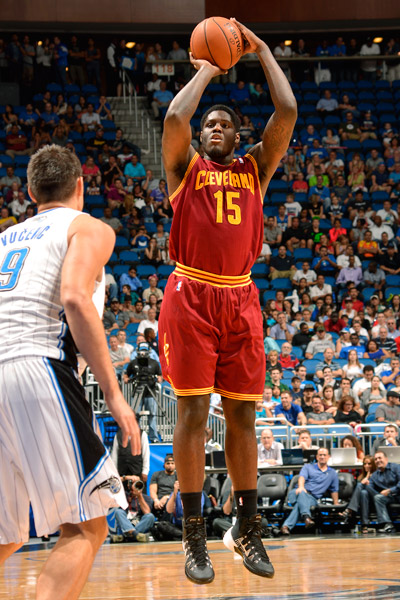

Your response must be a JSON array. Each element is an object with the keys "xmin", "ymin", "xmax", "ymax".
[{"xmin": 1, "ymin": 535, "xmax": 400, "ymax": 599}]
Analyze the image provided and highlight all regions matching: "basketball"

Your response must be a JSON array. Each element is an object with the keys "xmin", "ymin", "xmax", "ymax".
[{"xmin": 190, "ymin": 17, "xmax": 244, "ymax": 71}]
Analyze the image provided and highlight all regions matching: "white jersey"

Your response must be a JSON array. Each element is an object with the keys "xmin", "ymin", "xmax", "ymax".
[{"xmin": 0, "ymin": 207, "xmax": 104, "ymax": 367}]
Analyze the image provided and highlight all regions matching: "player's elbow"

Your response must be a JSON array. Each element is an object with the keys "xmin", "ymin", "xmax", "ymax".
[{"xmin": 61, "ymin": 289, "xmax": 93, "ymax": 315}]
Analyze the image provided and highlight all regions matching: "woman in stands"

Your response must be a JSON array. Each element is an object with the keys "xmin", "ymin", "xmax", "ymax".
[
  {"xmin": 143, "ymin": 238, "xmax": 162, "ymax": 268},
  {"xmin": 239, "ymin": 114, "xmax": 255, "ymax": 141},
  {"xmin": 82, "ymin": 156, "xmax": 102, "ymax": 186},
  {"xmin": 161, "ymin": 238, "xmax": 175, "ymax": 266},
  {"xmin": 283, "ymin": 299, "xmax": 295, "ymax": 321},
  {"xmin": 322, "ymin": 385, "xmax": 338, "ymax": 416},
  {"xmin": 389, "ymin": 294, "xmax": 400, "ymax": 318},
  {"xmin": 2, "ymin": 103, "xmax": 18, "ymax": 131},
  {"xmin": 143, "ymin": 292, "xmax": 158, "ymax": 317},
  {"xmin": 54, "ymin": 93, "xmax": 68, "ymax": 116},
  {"xmin": 300, "ymin": 292, "xmax": 314, "ymax": 313},
  {"xmin": 363, "ymin": 339, "xmax": 390, "ymax": 364},
  {"xmin": 361, "ymin": 375, "xmax": 387, "ymax": 412},
  {"xmin": 341, "ymin": 435, "xmax": 364, "ymax": 461},
  {"xmin": 343, "ymin": 349, "xmax": 364, "ymax": 381},
  {"xmin": 335, "ymin": 396, "xmax": 362, "ymax": 426},
  {"xmin": 282, "ymin": 153, "xmax": 301, "ymax": 182},
  {"xmin": 308, "ymin": 195, "xmax": 325, "ymax": 221},
  {"xmin": 348, "ymin": 158, "xmax": 367, "ymax": 193},
  {"xmin": 329, "ymin": 218, "xmax": 347, "ymax": 244},
  {"xmin": 266, "ymin": 350, "xmax": 281, "ymax": 373},
  {"xmin": 321, "ymin": 127, "xmax": 340, "ymax": 149},
  {"xmin": 339, "ymin": 455, "xmax": 376, "ymax": 534}
]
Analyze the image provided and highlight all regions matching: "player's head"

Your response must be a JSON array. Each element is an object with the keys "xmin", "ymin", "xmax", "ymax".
[
  {"xmin": 27, "ymin": 144, "xmax": 83, "ymax": 209},
  {"xmin": 200, "ymin": 104, "xmax": 241, "ymax": 160}
]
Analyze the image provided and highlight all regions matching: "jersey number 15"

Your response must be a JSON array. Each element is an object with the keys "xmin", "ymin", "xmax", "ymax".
[{"xmin": 214, "ymin": 191, "xmax": 241, "ymax": 225}]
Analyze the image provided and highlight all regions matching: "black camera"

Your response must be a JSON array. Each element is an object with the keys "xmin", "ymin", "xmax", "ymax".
[{"xmin": 130, "ymin": 343, "xmax": 157, "ymax": 387}]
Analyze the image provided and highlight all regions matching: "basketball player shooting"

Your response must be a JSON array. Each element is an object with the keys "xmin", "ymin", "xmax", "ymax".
[
  {"xmin": 159, "ymin": 19, "xmax": 297, "ymax": 584},
  {"xmin": 0, "ymin": 146, "xmax": 141, "ymax": 600}
]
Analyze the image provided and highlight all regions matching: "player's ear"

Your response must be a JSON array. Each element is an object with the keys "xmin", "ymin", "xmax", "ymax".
[
  {"xmin": 235, "ymin": 131, "xmax": 240, "ymax": 144},
  {"xmin": 27, "ymin": 186, "xmax": 37, "ymax": 204}
]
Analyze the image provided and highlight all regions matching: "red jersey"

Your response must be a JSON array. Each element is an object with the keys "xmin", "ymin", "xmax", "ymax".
[{"xmin": 169, "ymin": 152, "xmax": 263, "ymax": 278}]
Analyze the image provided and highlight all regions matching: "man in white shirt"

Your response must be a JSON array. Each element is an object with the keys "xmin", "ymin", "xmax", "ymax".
[
  {"xmin": 360, "ymin": 38, "xmax": 381, "ymax": 80},
  {"xmin": 81, "ymin": 103, "xmax": 101, "ymax": 131},
  {"xmin": 117, "ymin": 330, "xmax": 134, "ymax": 355},
  {"xmin": 257, "ymin": 428, "xmax": 283, "ymax": 466},
  {"xmin": 370, "ymin": 215, "xmax": 394, "ymax": 242},
  {"xmin": 310, "ymin": 274, "xmax": 332, "ymax": 301},
  {"xmin": 377, "ymin": 200, "xmax": 398, "ymax": 228},
  {"xmin": 273, "ymin": 41, "xmax": 292, "ymax": 80},
  {"xmin": 137, "ymin": 307, "xmax": 158, "ymax": 336},
  {"xmin": 292, "ymin": 261, "xmax": 317, "ymax": 286},
  {"xmin": 9, "ymin": 191, "xmax": 30, "ymax": 217},
  {"xmin": 336, "ymin": 246, "xmax": 362, "ymax": 269}
]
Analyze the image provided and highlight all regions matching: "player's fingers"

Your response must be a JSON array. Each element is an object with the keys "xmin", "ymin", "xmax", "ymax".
[
  {"xmin": 130, "ymin": 429, "xmax": 141, "ymax": 456},
  {"xmin": 121, "ymin": 429, "xmax": 129, "ymax": 448}
]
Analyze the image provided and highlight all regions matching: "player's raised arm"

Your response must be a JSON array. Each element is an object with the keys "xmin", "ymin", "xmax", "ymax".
[
  {"xmin": 162, "ymin": 56, "xmax": 225, "ymax": 179},
  {"xmin": 233, "ymin": 19, "xmax": 297, "ymax": 197},
  {"xmin": 61, "ymin": 215, "xmax": 141, "ymax": 455}
]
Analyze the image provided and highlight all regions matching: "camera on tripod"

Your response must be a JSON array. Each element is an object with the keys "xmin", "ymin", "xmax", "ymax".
[{"xmin": 130, "ymin": 343, "xmax": 157, "ymax": 387}]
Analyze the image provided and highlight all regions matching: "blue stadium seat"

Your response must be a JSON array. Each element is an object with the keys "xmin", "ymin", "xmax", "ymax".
[
  {"xmin": 293, "ymin": 248, "xmax": 312, "ymax": 261},
  {"xmin": 386, "ymin": 275, "xmax": 400, "ymax": 287},
  {"xmin": 114, "ymin": 236, "xmax": 130, "ymax": 250},
  {"xmin": 270, "ymin": 278, "xmax": 291, "ymax": 291},
  {"xmin": 292, "ymin": 346, "xmax": 304, "ymax": 360},
  {"xmin": 371, "ymin": 190, "xmax": 389, "ymax": 201},
  {"xmin": 145, "ymin": 223, "xmax": 157, "ymax": 234},
  {"xmin": 262, "ymin": 290, "xmax": 277, "ymax": 302},
  {"xmin": 254, "ymin": 279, "xmax": 269, "ymax": 291},
  {"xmin": 0, "ymin": 154, "xmax": 14, "ymax": 165},
  {"xmin": 158, "ymin": 279, "xmax": 168, "ymax": 290},
  {"xmin": 302, "ymin": 359, "xmax": 320, "ymax": 372},
  {"xmin": 362, "ymin": 288, "xmax": 376, "ymax": 302},
  {"xmin": 14, "ymin": 167, "xmax": 27, "ymax": 178},
  {"xmin": 300, "ymin": 82, "xmax": 318, "ymax": 91},
  {"xmin": 268, "ymin": 180, "xmax": 288, "ymax": 191},
  {"xmin": 119, "ymin": 250, "xmax": 140, "ymax": 264},
  {"xmin": 252, "ymin": 264, "xmax": 269, "ymax": 277},
  {"xmin": 207, "ymin": 83, "xmax": 225, "ymax": 93},
  {"xmin": 298, "ymin": 104, "xmax": 315, "ymax": 115},
  {"xmin": 157, "ymin": 265, "xmax": 175, "ymax": 277},
  {"xmin": 357, "ymin": 81, "xmax": 373, "ymax": 90},
  {"xmin": 91, "ymin": 208, "xmax": 104, "ymax": 218},
  {"xmin": 361, "ymin": 139, "xmax": 382, "ymax": 151},
  {"xmin": 107, "ymin": 252, "xmax": 118, "ymax": 264},
  {"xmin": 14, "ymin": 155, "xmax": 30, "ymax": 166},
  {"xmin": 126, "ymin": 322, "xmax": 139, "ymax": 335},
  {"xmin": 305, "ymin": 116, "xmax": 323, "ymax": 127},
  {"xmin": 338, "ymin": 81, "xmax": 356, "ymax": 91},
  {"xmin": 102, "ymin": 119, "xmax": 116, "ymax": 130},
  {"xmin": 385, "ymin": 287, "xmax": 400, "ymax": 300},
  {"xmin": 324, "ymin": 115, "xmax": 341, "ymax": 126},
  {"xmin": 82, "ymin": 84, "xmax": 98, "ymax": 95},
  {"xmin": 303, "ymin": 92, "xmax": 319, "ymax": 103},
  {"xmin": 270, "ymin": 192, "xmax": 287, "ymax": 204},
  {"xmin": 103, "ymin": 132, "xmax": 116, "ymax": 141},
  {"xmin": 213, "ymin": 93, "xmax": 229, "ymax": 103},
  {"xmin": 241, "ymin": 106, "xmax": 260, "ymax": 116},
  {"xmin": 376, "ymin": 90, "xmax": 393, "ymax": 101},
  {"xmin": 379, "ymin": 114, "xmax": 397, "ymax": 124},
  {"xmin": 259, "ymin": 105, "xmax": 275, "ymax": 117},
  {"xmin": 46, "ymin": 83, "xmax": 62, "ymax": 93},
  {"xmin": 113, "ymin": 265, "xmax": 128, "ymax": 277},
  {"xmin": 375, "ymin": 80, "xmax": 391, "ymax": 90},
  {"xmin": 342, "ymin": 140, "xmax": 362, "ymax": 151},
  {"xmin": 136, "ymin": 265, "xmax": 156, "ymax": 278},
  {"xmin": 376, "ymin": 102, "xmax": 394, "ymax": 114},
  {"xmin": 319, "ymin": 82, "xmax": 337, "ymax": 92},
  {"xmin": 65, "ymin": 83, "xmax": 80, "ymax": 94}
]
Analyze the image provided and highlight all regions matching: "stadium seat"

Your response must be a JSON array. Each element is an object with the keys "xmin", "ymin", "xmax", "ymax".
[
  {"xmin": 262, "ymin": 290, "xmax": 277, "ymax": 302},
  {"xmin": 385, "ymin": 287, "xmax": 400, "ymax": 300},
  {"xmin": 119, "ymin": 250, "xmax": 140, "ymax": 264},
  {"xmin": 302, "ymin": 359, "xmax": 320, "ymax": 372},
  {"xmin": 270, "ymin": 278, "xmax": 291, "ymax": 291},
  {"xmin": 136, "ymin": 265, "xmax": 156, "ymax": 278},
  {"xmin": 386, "ymin": 275, "xmax": 400, "ymax": 287},
  {"xmin": 113, "ymin": 265, "xmax": 128, "ymax": 277},
  {"xmin": 293, "ymin": 248, "xmax": 312, "ymax": 261},
  {"xmin": 157, "ymin": 265, "xmax": 175, "ymax": 277},
  {"xmin": 251, "ymin": 264, "xmax": 269, "ymax": 277},
  {"xmin": 254, "ymin": 278, "xmax": 270, "ymax": 291}
]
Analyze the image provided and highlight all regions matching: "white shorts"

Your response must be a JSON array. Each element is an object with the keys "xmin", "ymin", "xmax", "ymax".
[{"xmin": 0, "ymin": 357, "xmax": 127, "ymax": 544}]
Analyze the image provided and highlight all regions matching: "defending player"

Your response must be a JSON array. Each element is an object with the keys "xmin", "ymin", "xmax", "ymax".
[
  {"xmin": 0, "ymin": 145, "xmax": 141, "ymax": 600},
  {"xmin": 159, "ymin": 19, "xmax": 297, "ymax": 584}
]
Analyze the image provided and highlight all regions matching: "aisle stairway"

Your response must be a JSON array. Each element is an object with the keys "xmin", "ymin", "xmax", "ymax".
[{"xmin": 108, "ymin": 96, "xmax": 163, "ymax": 178}]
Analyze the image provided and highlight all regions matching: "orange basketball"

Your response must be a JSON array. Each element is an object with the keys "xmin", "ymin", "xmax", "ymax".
[{"xmin": 190, "ymin": 17, "xmax": 244, "ymax": 71}]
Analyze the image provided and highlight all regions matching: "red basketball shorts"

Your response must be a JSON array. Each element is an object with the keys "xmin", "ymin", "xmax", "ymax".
[{"xmin": 158, "ymin": 268, "xmax": 265, "ymax": 401}]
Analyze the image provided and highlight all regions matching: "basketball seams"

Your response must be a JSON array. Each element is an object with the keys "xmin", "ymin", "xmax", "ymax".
[
  {"xmin": 204, "ymin": 18, "xmax": 221, "ymax": 69},
  {"xmin": 211, "ymin": 17, "xmax": 233, "ymax": 69}
]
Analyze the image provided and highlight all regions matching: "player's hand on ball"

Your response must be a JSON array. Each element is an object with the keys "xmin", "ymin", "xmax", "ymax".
[
  {"xmin": 189, "ymin": 52, "xmax": 227, "ymax": 76},
  {"xmin": 230, "ymin": 18, "xmax": 266, "ymax": 55}
]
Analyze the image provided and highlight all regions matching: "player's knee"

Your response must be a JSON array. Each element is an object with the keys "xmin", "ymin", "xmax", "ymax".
[{"xmin": 177, "ymin": 396, "xmax": 209, "ymax": 430}]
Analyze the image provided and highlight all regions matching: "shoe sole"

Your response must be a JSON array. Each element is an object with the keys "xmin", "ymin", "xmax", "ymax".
[
  {"xmin": 223, "ymin": 528, "xmax": 275, "ymax": 579},
  {"xmin": 182, "ymin": 542, "xmax": 215, "ymax": 585}
]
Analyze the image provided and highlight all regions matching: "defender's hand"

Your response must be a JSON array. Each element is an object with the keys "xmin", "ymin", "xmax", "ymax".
[{"xmin": 230, "ymin": 18, "xmax": 267, "ymax": 55}]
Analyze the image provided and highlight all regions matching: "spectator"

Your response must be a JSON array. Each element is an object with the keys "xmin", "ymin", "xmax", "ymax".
[
  {"xmin": 269, "ymin": 245, "xmax": 296, "ymax": 280},
  {"xmin": 68, "ymin": 35, "xmax": 86, "ymax": 87},
  {"xmin": 339, "ymin": 111, "xmax": 361, "ymax": 141},
  {"xmin": 84, "ymin": 37, "xmax": 101, "ymax": 88},
  {"xmin": 275, "ymin": 391, "xmax": 307, "ymax": 426},
  {"xmin": 229, "ymin": 80, "xmax": 251, "ymax": 105},
  {"xmin": 353, "ymin": 365, "xmax": 379, "ymax": 399},
  {"xmin": 9, "ymin": 190, "xmax": 30, "ymax": 218},
  {"xmin": 81, "ymin": 103, "xmax": 101, "ymax": 131},
  {"xmin": 338, "ymin": 455, "xmax": 376, "ymax": 533},
  {"xmin": 278, "ymin": 342, "xmax": 299, "ymax": 369},
  {"xmin": 334, "ymin": 396, "xmax": 362, "ymax": 425},
  {"xmin": 269, "ymin": 312, "xmax": 295, "ymax": 342},
  {"xmin": 310, "ymin": 274, "xmax": 332, "ymax": 302},
  {"xmin": 149, "ymin": 454, "xmax": 177, "ymax": 516},
  {"xmin": 53, "ymin": 36, "xmax": 68, "ymax": 87},
  {"xmin": 336, "ymin": 255, "xmax": 362, "ymax": 288},
  {"xmin": 316, "ymin": 90, "xmax": 338, "ymax": 113},
  {"xmin": 376, "ymin": 391, "xmax": 400, "ymax": 426},
  {"xmin": 371, "ymin": 424, "xmax": 400, "ymax": 454},
  {"xmin": 363, "ymin": 261, "xmax": 386, "ymax": 291},
  {"xmin": 376, "ymin": 327, "xmax": 397, "ymax": 357},
  {"xmin": 0, "ymin": 206, "xmax": 17, "ymax": 232},
  {"xmin": 306, "ymin": 396, "xmax": 335, "ymax": 425},
  {"xmin": 361, "ymin": 375, "xmax": 387, "ymax": 412},
  {"xmin": 280, "ymin": 448, "xmax": 338, "ymax": 535},
  {"xmin": 137, "ymin": 307, "xmax": 158, "ymax": 336},
  {"xmin": 305, "ymin": 325, "xmax": 335, "ymax": 358},
  {"xmin": 257, "ymin": 428, "xmax": 283, "ymax": 466},
  {"xmin": 292, "ymin": 261, "xmax": 317, "ymax": 287},
  {"xmin": 292, "ymin": 429, "xmax": 320, "ymax": 450},
  {"xmin": 359, "ymin": 37, "xmax": 381, "ymax": 82},
  {"xmin": 368, "ymin": 450, "xmax": 400, "ymax": 534},
  {"xmin": 108, "ymin": 476, "xmax": 155, "ymax": 543},
  {"xmin": 103, "ymin": 298, "xmax": 128, "ymax": 332},
  {"xmin": 108, "ymin": 334, "xmax": 130, "ymax": 377},
  {"xmin": 315, "ymin": 348, "xmax": 343, "ymax": 379},
  {"xmin": 273, "ymin": 41, "xmax": 292, "ymax": 80},
  {"xmin": 151, "ymin": 81, "xmax": 174, "ymax": 119},
  {"xmin": 119, "ymin": 266, "xmax": 143, "ymax": 295},
  {"xmin": 100, "ymin": 207, "xmax": 126, "ymax": 236},
  {"xmin": 342, "ymin": 349, "xmax": 364, "ymax": 381},
  {"xmin": 124, "ymin": 154, "xmax": 146, "ymax": 184}
]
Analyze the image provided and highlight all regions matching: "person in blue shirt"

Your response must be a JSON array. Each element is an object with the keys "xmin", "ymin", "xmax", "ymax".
[
  {"xmin": 281, "ymin": 447, "xmax": 339, "ymax": 534},
  {"xmin": 309, "ymin": 176, "xmax": 331, "ymax": 204},
  {"xmin": 274, "ymin": 391, "xmax": 307, "ymax": 426},
  {"xmin": 311, "ymin": 245, "xmax": 337, "ymax": 275},
  {"xmin": 19, "ymin": 103, "xmax": 39, "ymax": 133},
  {"xmin": 329, "ymin": 37, "xmax": 346, "ymax": 56},
  {"xmin": 124, "ymin": 155, "xmax": 147, "ymax": 184},
  {"xmin": 229, "ymin": 80, "xmax": 250, "ymax": 105},
  {"xmin": 339, "ymin": 333, "xmax": 366, "ymax": 359},
  {"xmin": 53, "ymin": 36, "xmax": 68, "ymax": 87},
  {"xmin": 119, "ymin": 266, "xmax": 143, "ymax": 294},
  {"xmin": 151, "ymin": 81, "xmax": 174, "ymax": 119},
  {"xmin": 368, "ymin": 450, "xmax": 400, "ymax": 533},
  {"xmin": 306, "ymin": 139, "xmax": 328, "ymax": 161}
]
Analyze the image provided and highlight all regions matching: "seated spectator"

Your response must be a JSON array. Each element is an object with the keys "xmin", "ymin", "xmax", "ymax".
[
  {"xmin": 103, "ymin": 298, "xmax": 128, "ymax": 332},
  {"xmin": 292, "ymin": 322, "xmax": 312, "ymax": 350},
  {"xmin": 266, "ymin": 349, "xmax": 282, "ymax": 372},
  {"xmin": 124, "ymin": 154, "xmax": 146, "ymax": 185},
  {"xmin": 370, "ymin": 163, "xmax": 392, "ymax": 194},
  {"xmin": 80, "ymin": 102, "xmax": 101, "ymax": 131},
  {"xmin": 9, "ymin": 191, "xmax": 30, "ymax": 218},
  {"xmin": 311, "ymin": 246, "xmax": 337, "ymax": 276},
  {"xmin": 156, "ymin": 196, "xmax": 173, "ymax": 223},
  {"xmin": 376, "ymin": 391, "xmax": 400, "ymax": 425},
  {"xmin": 376, "ymin": 326, "xmax": 397, "ymax": 357},
  {"xmin": 336, "ymin": 255, "xmax": 362, "ymax": 288},
  {"xmin": 151, "ymin": 81, "xmax": 174, "ymax": 119},
  {"xmin": 255, "ymin": 400, "xmax": 270, "ymax": 425},
  {"xmin": 119, "ymin": 266, "xmax": 143, "ymax": 295},
  {"xmin": 269, "ymin": 244, "xmax": 296, "ymax": 280},
  {"xmin": 339, "ymin": 455, "xmax": 376, "ymax": 533},
  {"xmin": 370, "ymin": 215, "xmax": 394, "ymax": 243},
  {"xmin": 361, "ymin": 375, "xmax": 387, "ymax": 412},
  {"xmin": 339, "ymin": 111, "xmax": 361, "ymax": 141},
  {"xmin": 292, "ymin": 429, "xmax": 320, "ymax": 450},
  {"xmin": 315, "ymin": 347, "xmax": 343, "ymax": 380},
  {"xmin": 367, "ymin": 450, "xmax": 400, "ymax": 534},
  {"xmin": 269, "ymin": 312, "xmax": 295, "ymax": 342},
  {"xmin": 0, "ymin": 166, "xmax": 22, "ymax": 195},
  {"xmin": 371, "ymin": 424, "xmax": 400, "ymax": 454},
  {"xmin": 108, "ymin": 334, "xmax": 130, "ymax": 377},
  {"xmin": 96, "ymin": 95, "xmax": 113, "ymax": 121},
  {"xmin": 137, "ymin": 307, "xmax": 158, "ymax": 336},
  {"xmin": 229, "ymin": 80, "xmax": 250, "ymax": 104},
  {"xmin": 275, "ymin": 391, "xmax": 307, "ymax": 426},
  {"xmin": 257, "ymin": 428, "xmax": 283, "ymax": 466},
  {"xmin": 131, "ymin": 225, "xmax": 151, "ymax": 250},
  {"xmin": 0, "ymin": 207, "xmax": 17, "ymax": 232},
  {"xmin": 306, "ymin": 139, "xmax": 328, "ymax": 162},
  {"xmin": 143, "ymin": 238, "xmax": 162, "ymax": 267},
  {"xmin": 324, "ymin": 311, "xmax": 346, "ymax": 334},
  {"xmin": 381, "ymin": 358, "xmax": 400, "ymax": 388},
  {"xmin": 82, "ymin": 156, "xmax": 102, "ymax": 186},
  {"xmin": 363, "ymin": 260, "xmax": 386, "ymax": 292},
  {"xmin": 142, "ymin": 274, "xmax": 163, "ymax": 303},
  {"xmin": 342, "ymin": 349, "xmax": 364, "ymax": 381},
  {"xmin": 334, "ymin": 396, "xmax": 362, "ymax": 425},
  {"xmin": 316, "ymin": 89, "xmax": 338, "ymax": 113},
  {"xmin": 341, "ymin": 435, "xmax": 365, "ymax": 461},
  {"xmin": 5, "ymin": 124, "xmax": 33, "ymax": 159},
  {"xmin": 278, "ymin": 342, "xmax": 299, "ymax": 369},
  {"xmin": 310, "ymin": 274, "xmax": 332, "ymax": 302},
  {"xmin": 264, "ymin": 216, "xmax": 282, "ymax": 247},
  {"xmin": 305, "ymin": 326, "xmax": 335, "ymax": 359},
  {"xmin": 280, "ymin": 448, "xmax": 338, "ymax": 535},
  {"xmin": 292, "ymin": 261, "xmax": 317, "ymax": 288},
  {"xmin": 339, "ymin": 333, "xmax": 366, "ymax": 359},
  {"xmin": 329, "ymin": 218, "xmax": 347, "ymax": 244},
  {"xmin": 321, "ymin": 385, "xmax": 338, "ymax": 416},
  {"xmin": 307, "ymin": 396, "xmax": 335, "ymax": 425},
  {"xmin": 149, "ymin": 454, "xmax": 177, "ymax": 516},
  {"xmin": 283, "ymin": 217, "xmax": 307, "ymax": 253}
]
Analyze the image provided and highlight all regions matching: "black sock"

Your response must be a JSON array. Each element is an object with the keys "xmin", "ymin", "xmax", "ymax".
[
  {"xmin": 234, "ymin": 489, "xmax": 258, "ymax": 518},
  {"xmin": 181, "ymin": 492, "xmax": 203, "ymax": 519}
]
